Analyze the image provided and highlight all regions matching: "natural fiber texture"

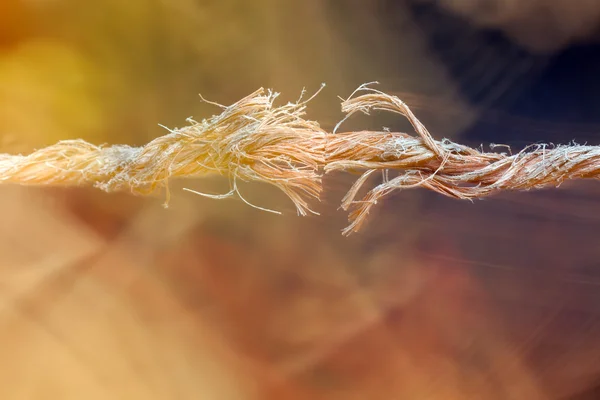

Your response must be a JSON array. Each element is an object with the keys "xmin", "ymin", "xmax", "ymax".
[
  {"xmin": 327, "ymin": 84, "xmax": 600, "ymax": 234},
  {"xmin": 1, "ymin": 83, "xmax": 599, "ymax": 234},
  {"xmin": 0, "ymin": 88, "xmax": 326, "ymax": 216}
]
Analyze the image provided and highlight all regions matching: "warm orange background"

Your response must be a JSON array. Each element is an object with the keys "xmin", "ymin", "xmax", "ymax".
[{"xmin": 1, "ymin": 1, "xmax": 600, "ymax": 399}]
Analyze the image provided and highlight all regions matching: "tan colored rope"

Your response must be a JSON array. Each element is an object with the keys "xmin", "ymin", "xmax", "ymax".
[
  {"xmin": 327, "ymin": 85, "xmax": 600, "ymax": 234},
  {"xmin": 1, "ymin": 83, "xmax": 598, "ymax": 235},
  {"xmin": 0, "ymin": 88, "xmax": 326, "ymax": 217}
]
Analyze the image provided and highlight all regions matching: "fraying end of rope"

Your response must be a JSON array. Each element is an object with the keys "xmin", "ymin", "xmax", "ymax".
[{"xmin": 0, "ymin": 83, "xmax": 597, "ymax": 235}]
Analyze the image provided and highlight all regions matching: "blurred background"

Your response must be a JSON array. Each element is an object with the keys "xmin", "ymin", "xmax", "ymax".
[{"xmin": 1, "ymin": 0, "xmax": 600, "ymax": 398}]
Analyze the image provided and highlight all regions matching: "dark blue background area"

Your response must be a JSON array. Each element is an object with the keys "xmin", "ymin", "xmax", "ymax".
[
  {"xmin": 406, "ymin": 3, "xmax": 600, "ymax": 146},
  {"xmin": 505, "ymin": 44, "xmax": 600, "ymax": 123}
]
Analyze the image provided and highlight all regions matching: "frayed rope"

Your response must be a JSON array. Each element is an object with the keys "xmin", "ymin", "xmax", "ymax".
[{"xmin": 1, "ymin": 83, "xmax": 599, "ymax": 235}]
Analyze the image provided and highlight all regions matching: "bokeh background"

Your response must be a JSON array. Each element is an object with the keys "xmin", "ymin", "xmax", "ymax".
[{"xmin": 1, "ymin": 0, "xmax": 600, "ymax": 398}]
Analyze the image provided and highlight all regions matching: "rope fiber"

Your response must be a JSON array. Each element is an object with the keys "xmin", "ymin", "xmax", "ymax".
[{"xmin": 1, "ymin": 84, "xmax": 598, "ymax": 235}]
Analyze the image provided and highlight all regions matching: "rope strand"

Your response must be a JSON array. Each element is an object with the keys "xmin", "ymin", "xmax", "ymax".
[{"xmin": 1, "ymin": 84, "xmax": 598, "ymax": 235}]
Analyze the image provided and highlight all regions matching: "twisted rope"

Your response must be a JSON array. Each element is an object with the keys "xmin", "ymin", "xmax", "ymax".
[
  {"xmin": 0, "ymin": 88, "xmax": 326, "ymax": 216},
  {"xmin": 1, "ymin": 84, "xmax": 598, "ymax": 234},
  {"xmin": 327, "ymin": 85, "xmax": 600, "ymax": 234}
]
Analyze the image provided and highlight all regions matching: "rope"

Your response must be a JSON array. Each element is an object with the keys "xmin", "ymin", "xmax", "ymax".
[{"xmin": 1, "ymin": 84, "xmax": 598, "ymax": 235}]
